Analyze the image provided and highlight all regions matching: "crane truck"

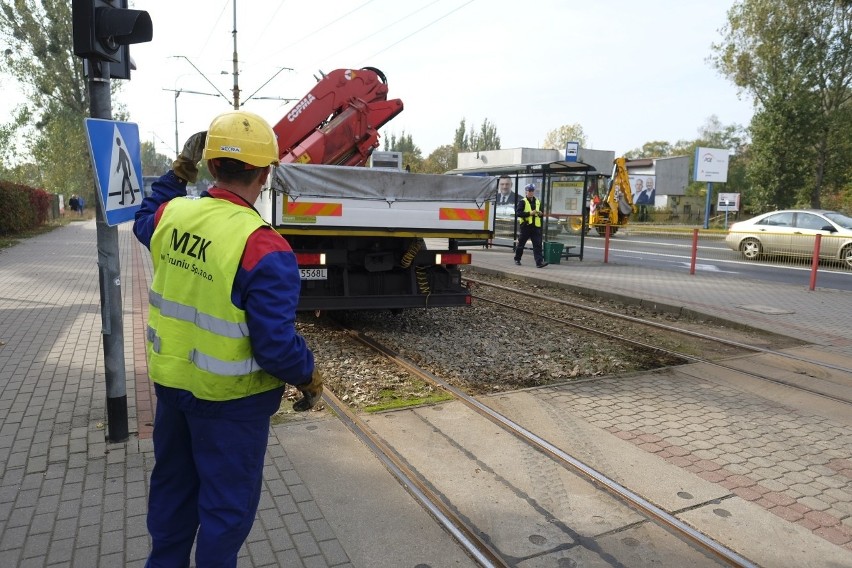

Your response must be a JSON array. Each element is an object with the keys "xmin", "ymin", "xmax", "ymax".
[{"xmin": 255, "ymin": 67, "xmax": 496, "ymax": 312}]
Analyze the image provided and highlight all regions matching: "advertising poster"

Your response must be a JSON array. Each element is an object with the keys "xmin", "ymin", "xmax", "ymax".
[
  {"xmin": 630, "ymin": 175, "xmax": 656, "ymax": 206},
  {"xmin": 551, "ymin": 181, "xmax": 584, "ymax": 215}
]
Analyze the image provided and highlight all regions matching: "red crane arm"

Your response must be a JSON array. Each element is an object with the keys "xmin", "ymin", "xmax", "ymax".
[{"xmin": 273, "ymin": 67, "xmax": 403, "ymax": 166}]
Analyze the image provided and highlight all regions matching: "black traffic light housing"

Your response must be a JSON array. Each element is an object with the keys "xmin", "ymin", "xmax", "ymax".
[{"xmin": 72, "ymin": 0, "xmax": 152, "ymax": 79}]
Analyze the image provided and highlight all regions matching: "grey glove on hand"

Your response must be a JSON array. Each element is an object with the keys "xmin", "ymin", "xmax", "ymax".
[
  {"xmin": 293, "ymin": 368, "xmax": 324, "ymax": 412},
  {"xmin": 172, "ymin": 131, "xmax": 207, "ymax": 183}
]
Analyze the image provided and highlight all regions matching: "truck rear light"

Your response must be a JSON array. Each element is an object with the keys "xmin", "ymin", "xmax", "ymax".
[
  {"xmin": 435, "ymin": 252, "xmax": 471, "ymax": 265},
  {"xmin": 296, "ymin": 253, "xmax": 326, "ymax": 266}
]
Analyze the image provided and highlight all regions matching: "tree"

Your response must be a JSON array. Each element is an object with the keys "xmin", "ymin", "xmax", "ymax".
[
  {"xmin": 421, "ymin": 145, "xmax": 456, "ymax": 174},
  {"xmin": 624, "ymin": 141, "xmax": 675, "ymax": 159},
  {"xmin": 711, "ymin": 0, "xmax": 852, "ymax": 208},
  {"xmin": 382, "ymin": 130, "xmax": 423, "ymax": 172},
  {"xmin": 0, "ymin": 0, "xmax": 92, "ymax": 196},
  {"xmin": 541, "ymin": 123, "xmax": 587, "ymax": 151},
  {"xmin": 142, "ymin": 141, "xmax": 174, "ymax": 177},
  {"xmin": 453, "ymin": 119, "xmax": 470, "ymax": 151},
  {"xmin": 453, "ymin": 118, "xmax": 501, "ymax": 152}
]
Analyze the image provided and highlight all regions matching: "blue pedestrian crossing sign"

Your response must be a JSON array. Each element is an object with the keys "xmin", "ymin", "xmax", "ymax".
[{"xmin": 85, "ymin": 118, "xmax": 143, "ymax": 226}]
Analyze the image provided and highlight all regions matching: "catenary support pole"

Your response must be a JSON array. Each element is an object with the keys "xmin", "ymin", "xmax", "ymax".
[
  {"xmin": 87, "ymin": 59, "xmax": 129, "ymax": 443},
  {"xmin": 232, "ymin": 0, "xmax": 240, "ymax": 109}
]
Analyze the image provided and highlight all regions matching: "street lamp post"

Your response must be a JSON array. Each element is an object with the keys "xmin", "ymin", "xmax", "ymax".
[
  {"xmin": 162, "ymin": 88, "xmax": 221, "ymax": 157},
  {"xmin": 174, "ymin": 90, "xmax": 180, "ymax": 154}
]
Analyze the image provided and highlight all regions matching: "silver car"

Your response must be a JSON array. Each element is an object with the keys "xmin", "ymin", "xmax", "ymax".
[{"xmin": 725, "ymin": 209, "xmax": 852, "ymax": 268}]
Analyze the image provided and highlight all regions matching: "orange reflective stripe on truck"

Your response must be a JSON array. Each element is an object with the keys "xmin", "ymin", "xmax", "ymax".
[
  {"xmin": 438, "ymin": 207, "xmax": 486, "ymax": 222},
  {"xmin": 285, "ymin": 202, "xmax": 343, "ymax": 216}
]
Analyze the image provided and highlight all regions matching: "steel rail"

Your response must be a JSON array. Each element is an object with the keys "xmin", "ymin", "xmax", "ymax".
[
  {"xmin": 339, "ymin": 326, "xmax": 757, "ymax": 568},
  {"xmin": 469, "ymin": 279, "xmax": 852, "ymax": 406},
  {"xmin": 318, "ymin": 387, "xmax": 508, "ymax": 568},
  {"xmin": 465, "ymin": 276, "xmax": 852, "ymax": 374}
]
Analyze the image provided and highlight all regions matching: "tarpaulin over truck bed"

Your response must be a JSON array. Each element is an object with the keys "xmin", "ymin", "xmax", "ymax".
[{"xmin": 271, "ymin": 163, "xmax": 497, "ymax": 203}]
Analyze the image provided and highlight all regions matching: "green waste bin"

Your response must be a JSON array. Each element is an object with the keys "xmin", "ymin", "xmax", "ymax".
[{"xmin": 543, "ymin": 242, "xmax": 564, "ymax": 264}]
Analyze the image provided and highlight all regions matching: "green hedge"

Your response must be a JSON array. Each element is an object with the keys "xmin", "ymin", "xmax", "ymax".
[{"xmin": 0, "ymin": 180, "xmax": 52, "ymax": 235}]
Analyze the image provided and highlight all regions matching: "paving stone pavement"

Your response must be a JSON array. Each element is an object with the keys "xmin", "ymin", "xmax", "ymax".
[
  {"xmin": 532, "ymin": 373, "xmax": 852, "ymax": 550},
  {"xmin": 0, "ymin": 221, "xmax": 350, "ymax": 567}
]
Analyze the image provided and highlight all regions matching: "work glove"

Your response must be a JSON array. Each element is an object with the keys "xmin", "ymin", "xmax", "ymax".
[
  {"xmin": 293, "ymin": 368, "xmax": 324, "ymax": 412},
  {"xmin": 172, "ymin": 131, "xmax": 207, "ymax": 183}
]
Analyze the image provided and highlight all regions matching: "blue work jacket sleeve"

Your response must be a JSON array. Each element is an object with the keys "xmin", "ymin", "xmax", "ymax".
[
  {"xmin": 234, "ymin": 230, "xmax": 315, "ymax": 387},
  {"xmin": 133, "ymin": 171, "xmax": 187, "ymax": 249}
]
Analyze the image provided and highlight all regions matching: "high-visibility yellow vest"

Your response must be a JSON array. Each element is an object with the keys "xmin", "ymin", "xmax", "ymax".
[
  {"xmin": 146, "ymin": 197, "xmax": 282, "ymax": 401},
  {"xmin": 519, "ymin": 198, "xmax": 542, "ymax": 227}
]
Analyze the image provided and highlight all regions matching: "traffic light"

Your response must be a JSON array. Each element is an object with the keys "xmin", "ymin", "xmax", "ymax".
[{"xmin": 72, "ymin": 0, "xmax": 152, "ymax": 64}]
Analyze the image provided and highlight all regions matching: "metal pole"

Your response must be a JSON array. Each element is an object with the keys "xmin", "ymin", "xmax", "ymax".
[
  {"xmin": 174, "ymin": 90, "xmax": 180, "ymax": 158},
  {"xmin": 703, "ymin": 182, "xmax": 713, "ymax": 229},
  {"xmin": 809, "ymin": 234, "xmax": 821, "ymax": 291},
  {"xmin": 689, "ymin": 228, "xmax": 699, "ymax": 275},
  {"xmin": 232, "ymin": 0, "xmax": 239, "ymax": 109},
  {"xmin": 86, "ymin": 59, "xmax": 129, "ymax": 443}
]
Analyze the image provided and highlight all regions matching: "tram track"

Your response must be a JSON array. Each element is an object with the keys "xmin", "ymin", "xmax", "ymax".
[
  {"xmin": 286, "ymin": 274, "xmax": 852, "ymax": 566},
  {"xmin": 465, "ymin": 276, "xmax": 852, "ymax": 406},
  {"xmin": 314, "ymin": 319, "xmax": 759, "ymax": 568}
]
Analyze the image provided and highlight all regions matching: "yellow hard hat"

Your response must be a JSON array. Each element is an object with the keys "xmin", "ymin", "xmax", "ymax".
[{"xmin": 203, "ymin": 110, "xmax": 280, "ymax": 167}]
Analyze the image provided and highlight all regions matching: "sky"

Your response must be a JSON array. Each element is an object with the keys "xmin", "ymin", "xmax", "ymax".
[{"xmin": 7, "ymin": 0, "xmax": 756, "ymax": 160}]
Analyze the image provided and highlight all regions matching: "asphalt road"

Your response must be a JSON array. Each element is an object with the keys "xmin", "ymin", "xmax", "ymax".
[
  {"xmin": 491, "ymin": 232, "xmax": 852, "ymax": 291},
  {"xmin": 579, "ymin": 235, "xmax": 852, "ymax": 291}
]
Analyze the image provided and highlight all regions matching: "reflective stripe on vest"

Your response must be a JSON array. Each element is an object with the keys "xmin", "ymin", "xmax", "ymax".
[
  {"xmin": 146, "ymin": 197, "xmax": 282, "ymax": 401},
  {"xmin": 147, "ymin": 289, "xmax": 261, "ymax": 377},
  {"xmin": 149, "ymin": 290, "xmax": 249, "ymax": 338},
  {"xmin": 146, "ymin": 324, "xmax": 260, "ymax": 375},
  {"xmin": 520, "ymin": 197, "xmax": 542, "ymax": 227}
]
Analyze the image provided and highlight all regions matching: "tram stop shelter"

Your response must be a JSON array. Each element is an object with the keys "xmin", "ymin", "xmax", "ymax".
[{"xmin": 447, "ymin": 160, "xmax": 601, "ymax": 262}]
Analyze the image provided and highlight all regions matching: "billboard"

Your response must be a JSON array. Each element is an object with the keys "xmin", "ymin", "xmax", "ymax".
[{"xmin": 694, "ymin": 147, "xmax": 730, "ymax": 183}]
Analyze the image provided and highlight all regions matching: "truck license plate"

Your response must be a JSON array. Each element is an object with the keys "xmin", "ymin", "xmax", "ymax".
[{"xmin": 299, "ymin": 268, "xmax": 327, "ymax": 280}]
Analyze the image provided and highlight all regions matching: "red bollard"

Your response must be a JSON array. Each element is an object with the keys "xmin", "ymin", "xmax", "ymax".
[
  {"xmin": 604, "ymin": 225, "xmax": 611, "ymax": 263},
  {"xmin": 809, "ymin": 234, "xmax": 822, "ymax": 291},
  {"xmin": 690, "ymin": 229, "xmax": 699, "ymax": 275}
]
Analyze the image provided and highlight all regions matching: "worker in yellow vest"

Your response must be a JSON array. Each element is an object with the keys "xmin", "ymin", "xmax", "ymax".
[
  {"xmin": 514, "ymin": 183, "xmax": 548, "ymax": 268},
  {"xmin": 133, "ymin": 111, "xmax": 321, "ymax": 567}
]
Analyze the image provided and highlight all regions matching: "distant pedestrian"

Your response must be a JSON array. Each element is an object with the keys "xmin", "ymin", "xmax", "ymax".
[
  {"xmin": 77, "ymin": 195, "xmax": 85, "ymax": 216},
  {"xmin": 69, "ymin": 194, "xmax": 79, "ymax": 214},
  {"xmin": 513, "ymin": 183, "xmax": 548, "ymax": 268}
]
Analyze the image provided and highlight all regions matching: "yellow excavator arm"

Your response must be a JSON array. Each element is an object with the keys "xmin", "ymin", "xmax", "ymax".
[{"xmin": 589, "ymin": 156, "xmax": 635, "ymax": 234}]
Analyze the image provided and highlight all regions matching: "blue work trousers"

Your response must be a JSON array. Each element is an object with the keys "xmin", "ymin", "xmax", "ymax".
[
  {"xmin": 515, "ymin": 223, "xmax": 544, "ymax": 265},
  {"xmin": 145, "ymin": 391, "xmax": 271, "ymax": 568}
]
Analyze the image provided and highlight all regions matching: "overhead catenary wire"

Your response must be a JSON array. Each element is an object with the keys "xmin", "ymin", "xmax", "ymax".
[
  {"xmin": 247, "ymin": 0, "xmax": 291, "ymax": 55},
  {"xmin": 192, "ymin": 0, "xmax": 231, "ymax": 61},
  {"xmin": 360, "ymin": 0, "xmax": 476, "ymax": 63},
  {"xmin": 265, "ymin": 0, "xmax": 378, "ymax": 61},
  {"xmin": 315, "ymin": 0, "xmax": 442, "ymax": 64}
]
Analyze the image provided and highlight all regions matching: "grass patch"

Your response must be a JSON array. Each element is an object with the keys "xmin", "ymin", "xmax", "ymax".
[{"xmin": 364, "ymin": 388, "xmax": 453, "ymax": 413}]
